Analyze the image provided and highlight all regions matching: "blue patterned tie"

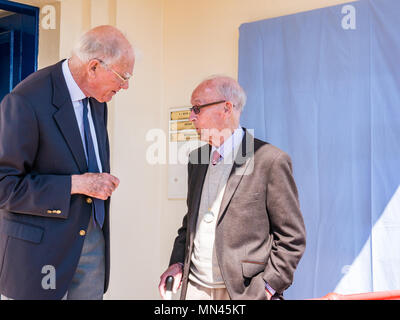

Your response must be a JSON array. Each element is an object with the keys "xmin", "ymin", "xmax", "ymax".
[{"xmin": 82, "ymin": 98, "xmax": 105, "ymax": 228}]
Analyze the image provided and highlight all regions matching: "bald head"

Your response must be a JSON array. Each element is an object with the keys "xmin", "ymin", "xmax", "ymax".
[
  {"xmin": 68, "ymin": 25, "xmax": 135, "ymax": 103},
  {"xmin": 189, "ymin": 76, "xmax": 247, "ymax": 145},
  {"xmin": 72, "ymin": 25, "xmax": 135, "ymax": 66},
  {"xmin": 192, "ymin": 76, "xmax": 247, "ymax": 112}
]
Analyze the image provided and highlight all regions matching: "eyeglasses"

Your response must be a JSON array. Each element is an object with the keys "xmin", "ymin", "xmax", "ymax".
[
  {"xmin": 94, "ymin": 58, "xmax": 132, "ymax": 85},
  {"xmin": 190, "ymin": 100, "xmax": 226, "ymax": 114}
]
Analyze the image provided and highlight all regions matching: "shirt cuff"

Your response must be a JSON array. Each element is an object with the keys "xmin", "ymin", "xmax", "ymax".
[{"xmin": 265, "ymin": 281, "xmax": 276, "ymax": 295}]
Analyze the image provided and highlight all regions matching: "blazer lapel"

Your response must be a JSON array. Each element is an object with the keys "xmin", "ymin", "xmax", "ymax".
[
  {"xmin": 89, "ymin": 98, "xmax": 109, "ymax": 173},
  {"xmin": 217, "ymin": 129, "xmax": 255, "ymax": 224},
  {"xmin": 188, "ymin": 144, "xmax": 210, "ymax": 235},
  {"xmin": 51, "ymin": 61, "xmax": 88, "ymax": 173}
]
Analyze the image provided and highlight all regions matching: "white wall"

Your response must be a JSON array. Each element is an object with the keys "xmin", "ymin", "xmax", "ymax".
[{"xmin": 106, "ymin": 0, "xmax": 164, "ymax": 300}]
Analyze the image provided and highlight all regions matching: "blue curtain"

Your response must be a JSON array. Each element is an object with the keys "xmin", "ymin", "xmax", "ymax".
[{"xmin": 238, "ymin": 0, "xmax": 400, "ymax": 299}]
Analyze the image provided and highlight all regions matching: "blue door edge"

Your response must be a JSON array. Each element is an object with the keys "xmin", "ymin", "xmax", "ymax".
[{"xmin": 0, "ymin": 0, "xmax": 39, "ymax": 72}]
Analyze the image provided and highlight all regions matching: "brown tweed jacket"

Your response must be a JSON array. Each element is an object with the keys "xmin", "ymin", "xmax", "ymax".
[{"xmin": 169, "ymin": 129, "xmax": 306, "ymax": 300}]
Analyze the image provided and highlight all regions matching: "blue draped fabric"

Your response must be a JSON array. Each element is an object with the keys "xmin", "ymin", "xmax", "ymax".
[{"xmin": 238, "ymin": 0, "xmax": 400, "ymax": 299}]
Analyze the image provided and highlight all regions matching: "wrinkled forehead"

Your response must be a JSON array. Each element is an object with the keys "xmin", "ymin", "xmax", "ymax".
[{"xmin": 191, "ymin": 82, "xmax": 221, "ymax": 104}]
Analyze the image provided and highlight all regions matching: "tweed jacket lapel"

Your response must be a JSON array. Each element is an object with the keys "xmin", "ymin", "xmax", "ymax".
[
  {"xmin": 217, "ymin": 129, "xmax": 254, "ymax": 224},
  {"xmin": 187, "ymin": 144, "xmax": 210, "ymax": 238}
]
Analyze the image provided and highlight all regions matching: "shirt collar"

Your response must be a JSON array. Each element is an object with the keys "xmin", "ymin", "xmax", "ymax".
[
  {"xmin": 62, "ymin": 59, "xmax": 86, "ymax": 103},
  {"xmin": 211, "ymin": 126, "xmax": 244, "ymax": 162}
]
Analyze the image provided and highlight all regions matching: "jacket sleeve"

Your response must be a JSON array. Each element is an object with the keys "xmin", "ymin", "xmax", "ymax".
[
  {"xmin": 169, "ymin": 213, "xmax": 188, "ymax": 266},
  {"xmin": 169, "ymin": 162, "xmax": 193, "ymax": 266},
  {"xmin": 0, "ymin": 93, "xmax": 72, "ymax": 219},
  {"xmin": 263, "ymin": 152, "xmax": 306, "ymax": 293}
]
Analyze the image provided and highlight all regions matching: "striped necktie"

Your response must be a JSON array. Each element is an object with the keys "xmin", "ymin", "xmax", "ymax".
[{"xmin": 211, "ymin": 150, "xmax": 221, "ymax": 165}]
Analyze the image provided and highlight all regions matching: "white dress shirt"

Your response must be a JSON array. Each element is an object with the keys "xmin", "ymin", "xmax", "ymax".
[
  {"xmin": 61, "ymin": 59, "xmax": 103, "ymax": 172},
  {"xmin": 210, "ymin": 126, "xmax": 244, "ymax": 164}
]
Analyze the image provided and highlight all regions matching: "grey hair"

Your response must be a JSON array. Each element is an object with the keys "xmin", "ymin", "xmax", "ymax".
[
  {"xmin": 72, "ymin": 29, "xmax": 131, "ymax": 65},
  {"xmin": 204, "ymin": 75, "xmax": 247, "ymax": 112}
]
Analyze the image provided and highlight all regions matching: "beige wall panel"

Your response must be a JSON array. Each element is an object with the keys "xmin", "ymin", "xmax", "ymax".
[{"xmin": 105, "ymin": 0, "xmax": 164, "ymax": 299}]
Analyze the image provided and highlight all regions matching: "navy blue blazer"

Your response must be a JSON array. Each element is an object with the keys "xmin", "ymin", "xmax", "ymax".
[{"xmin": 0, "ymin": 60, "xmax": 111, "ymax": 300}]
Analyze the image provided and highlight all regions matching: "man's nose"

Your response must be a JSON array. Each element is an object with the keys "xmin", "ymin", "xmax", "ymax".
[
  {"xmin": 189, "ymin": 109, "xmax": 197, "ymax": 122},
  {"xmin": 121, "ymin": 80, "xmax": 129, "ymax": 90}
]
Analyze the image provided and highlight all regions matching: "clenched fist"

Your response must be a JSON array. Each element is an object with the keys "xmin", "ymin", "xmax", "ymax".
[{"xmin": 71, "ymin": 173, "xmax": 120, "ymax": 200}]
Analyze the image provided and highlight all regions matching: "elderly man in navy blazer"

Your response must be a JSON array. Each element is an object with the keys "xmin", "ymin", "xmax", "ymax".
[{"xmin": 0, "ymin": 25, "xmax": 135, "ymax": 300}]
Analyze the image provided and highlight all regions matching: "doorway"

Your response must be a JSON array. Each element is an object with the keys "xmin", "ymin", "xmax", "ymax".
[{"xmin": 0, "ymin": 0, "xmax": 39, "ymax": 102}]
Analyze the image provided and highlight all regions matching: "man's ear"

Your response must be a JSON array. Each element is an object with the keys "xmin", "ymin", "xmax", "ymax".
[
  {"xmin": 224, "ymin": 101, "xmax": 233, "ymax": 115},
  {"xmin": 87, "ymin": 59, "xmax": 100, "ymax": 78}
]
